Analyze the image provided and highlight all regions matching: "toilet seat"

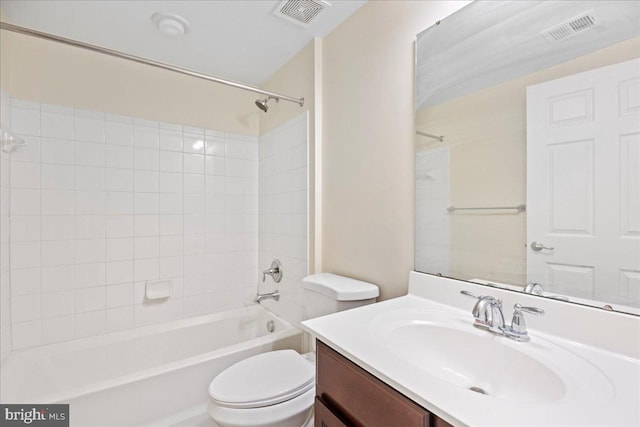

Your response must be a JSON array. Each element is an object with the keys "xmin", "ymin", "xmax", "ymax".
[{"xmin": 208, "ymin": 350, "xmax": 315, "ymax": 409}]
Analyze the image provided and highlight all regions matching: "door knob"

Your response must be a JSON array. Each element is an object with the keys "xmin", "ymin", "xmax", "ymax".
[{"xmin": 530, "ymin": 241, "xmax": 554, "ymax": 252}]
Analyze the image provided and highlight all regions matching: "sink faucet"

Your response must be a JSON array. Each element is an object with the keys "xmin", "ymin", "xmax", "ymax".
[
  {"xmin": 523, "ymin": 282, "xmax": 544, "ymax": 295},
  {"xmin": 462, "ymin": 291, "xmax": 505, "ymax": 333},
  {"xmin": 461, "ymin": 290, "xmax": 544, "ymax": 342},
  {"xmin": 255, "ymin": 290, "xmax": 280, "ymax": 304}
]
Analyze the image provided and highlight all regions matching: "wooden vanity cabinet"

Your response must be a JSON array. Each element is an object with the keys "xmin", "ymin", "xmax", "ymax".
[{"xmin": 315, "ymin": 341, "xmax": 453, "ymax": 427}]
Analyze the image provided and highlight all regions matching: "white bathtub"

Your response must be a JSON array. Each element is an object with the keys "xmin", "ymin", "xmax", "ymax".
[{"xmin": 0, "ymin": 305, "xmax": 302, "ymax": 426}]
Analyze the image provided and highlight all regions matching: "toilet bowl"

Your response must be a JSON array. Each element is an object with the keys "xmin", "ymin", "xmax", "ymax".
[
  {"xmin": 208, "ymin": 273, "xmax": 379, "ymax": 427},
  {"xmin": 207, "ymin": 350, "xmax": 315, "ymax": 427}
]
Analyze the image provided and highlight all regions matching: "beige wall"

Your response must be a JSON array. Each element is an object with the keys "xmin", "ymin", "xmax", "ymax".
[
  {"xmin": 2, "ymin": 30, "xmax": 259, "ymax": 134},
  {"xmin": 416, "ymin": 36, "xmax": 640, "ymax": 285},
  {"xmin": 321, "ymin": 1, "xmax": 470, "ymax": 300}
]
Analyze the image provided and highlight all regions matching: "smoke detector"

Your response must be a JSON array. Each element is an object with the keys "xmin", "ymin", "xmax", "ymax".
[
  {"xmin": 541, "ymin": 11, "xmax": 600, "ymax": 44},
  {"xmin": 273, "ymin": 0, "xmax": 331, "ymax": 27}
]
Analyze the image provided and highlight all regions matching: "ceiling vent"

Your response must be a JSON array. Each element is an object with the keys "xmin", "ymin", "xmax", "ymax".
[
  {"xmin": 542, "ymin": 11, "xmax": 600, "ymax": 44},
  {"xmin": 273, "ymin": 0, "xmax": 330, "ymax": 26}
]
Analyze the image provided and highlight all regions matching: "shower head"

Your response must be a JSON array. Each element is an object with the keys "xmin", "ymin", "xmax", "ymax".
[{"xmin": 255, "ymin": 96, "xmax": 279, "ymax": 113}]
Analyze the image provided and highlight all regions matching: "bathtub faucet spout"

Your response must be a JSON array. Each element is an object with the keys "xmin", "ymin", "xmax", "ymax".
[{"xmin": 255, "ymin": 290, "xmax": 280, "ymax": 304}]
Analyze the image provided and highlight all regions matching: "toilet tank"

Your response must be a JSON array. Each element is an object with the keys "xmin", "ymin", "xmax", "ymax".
[{"xmin": 302, "ymin": 273, "xmax": 379, "ymax": 320}]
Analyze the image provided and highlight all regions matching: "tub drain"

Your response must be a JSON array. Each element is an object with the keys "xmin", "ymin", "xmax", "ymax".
[
  {"xmin": 469, "ymin": 386, "xmax": 488, "ymax": 395},
  {"xmin": 266, "ymin": 320, "xmax": 275, "ymax": 332}
]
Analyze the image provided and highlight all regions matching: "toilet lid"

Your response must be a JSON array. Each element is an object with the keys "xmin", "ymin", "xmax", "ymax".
[{"xmin": 208, "ymin": 350, "xmax": 315, "ymax": 409}]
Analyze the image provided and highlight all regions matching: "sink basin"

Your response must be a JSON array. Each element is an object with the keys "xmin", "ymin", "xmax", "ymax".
[{"xmin": 370, "ymin": 309, "xmax": 614, "ymax": 404}]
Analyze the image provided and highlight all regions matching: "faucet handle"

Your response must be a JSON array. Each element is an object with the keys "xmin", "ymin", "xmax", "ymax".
[
  {"xmin": 516, "ymin": 304, "xmax": 544, "ymax": 316},
  {"xmin": 504, "ymin": 303, "xmax": 544, "ymax": 342},
  {"xmin": 460, "ymin": 290, "xmax": 481, "ymax": 299}
]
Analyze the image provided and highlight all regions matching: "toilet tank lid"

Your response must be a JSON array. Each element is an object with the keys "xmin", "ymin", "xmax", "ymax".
[{"xmin": 303, "ymin": 273, "xmax": 379, "ymax": 301}]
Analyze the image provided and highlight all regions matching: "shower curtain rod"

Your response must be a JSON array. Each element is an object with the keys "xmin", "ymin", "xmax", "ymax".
[{"xmin": 0, "ymin": 21, "xmax": 305, "ymax": 107}]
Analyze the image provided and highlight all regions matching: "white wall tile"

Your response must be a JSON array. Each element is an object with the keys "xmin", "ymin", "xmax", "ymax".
[
  {"xmin": 12, "ymin": 320, "xmax": 41, "ymax": 349},
  {"xmin": 41, "ymin": 265, "xmax": 75, "ymax": 293},
  {"xmin": 184, "ymin": 174, "xmax": 204, "ymax": 194},
  {"xmin": 134, "ymin": 258, "xmax": 159, "ymax": 282},
  {"xmin": 75, "ymin": 166, "xmax": 105, "ymax": 191},
  {"xmin": 134, "ymin": 148, "xmax": 159, "ymax": 171},
  {"xmin": 11, "ymin": 107, "xmax": 40, "ymax": 136},
  {"xmin": 133, "ymin": 126, "xmax": 159, "ymax": 149},
  {"xmin": 42, "ymin": 291, "xmax": 75, "ymax": 318},
  {"xmin": 11, "ymin": 241, "xmax": 41, "ymax": 269},
  {"xmin": 159, "ymin": 151, "xmax": 182, "ymax": 172},
  {"xmin": 106, "ymin": 145, "xmax": 134, "ymax": 169},
  {"xmin": 42, "ymin": 190, "xmax": 74, "ymax": 215},
  {"xmin": 7, "ymin": 98, "xmax": 263, "ymax": 348},
  {"xmin": 106, "ymin": 168, "xmax": 134, "ymax": 191},
  {"xmin": 105, "ymin": 122, "xmax": 133, "ymax": 146},
  {"xmin": 106, "ymin": 306, "xmax": 133, "ymax": 332},
  {"xmin": 106, "ymin": 260, "xmax": 134, "ymax": 285},
  {"xmin": 75, "ymin": 310, "xmax": 105, "ymax": 338},
  {"xmin": 106, "ymin": 216, "xmax": 134, "ymax": 238},
  {"xmin": 41, "ymin": 240, "xmax": 74, "ymax": 267},
  {"xmin": 11, "ymin": 268, "xmax": 41, "ymax": 296},
  {"xmin": 106, "ymin": 238, "xmax": 134, "ymax": 262},
  {"xmin": 75, "ymin": 215, "xmax": 105, "ymax": 239},
  {"xmin": 75, "ymin": 142, "xmax": 105, "ymax": 167},
  {"xmin": 12, "ymin": 294, "xmax": 42, "ymax": 322},
  {"xmin": 75, "ymin": 116, "xmax": 104, "ymax": 143},
  {"xmin": 159, "ymin": 194, "xmax": 182, "ymax": 214},
  {"xmin": 184, "ymin": 154, "xmax": 204, "ymax": 174},
  {"xmin": 41, "ymin": 138, "xmax": 75, "ymax": 165},
  {"xmin": 105, "ymin": 192, "xmax": 133, "ymax": 215},
  {"xmin": 134, "ymin": 215, "xmax": 159, "ymax": 237},
  {"xmin": 159, "ymin": 130, "xmax": 182, "ymax": 152},
  {"xmin": 75, "ymin": 239, "xmax": 105, "ymax": 264},
  {"xmin": 205, "ymin": 137, "xmax": 225, "ymax": 156},
  {"xmin": 134, "ymin": 170, "xmax": 159, "ymax": 192},
  {"xmin": 74, "ymin": 263, "xmax": 105, "ymax": 288},
  {"xmin": 10, "ymin": 189, "xmax": 40, "ymax": 216},
  {"xmin": 106, "ymin": 283, "xmax": 134, "ymax": 308},
  {"xmin": 11, "ymin": 162, "xmax": 40, "ymax": 188},
  {"xmin": 41, "ymin": 112, "xmax": 74, "ymax": 139},
  {"xmin": 183, "ymin": 133, "xmax": 205, "ymax": 154},
  {"xmin": 134, "ymin": 193, "xmax": 159, "ymax": 214},
  {"xmin": 42, "ymin": 315, "xmax": 75, "ymax": 344},
  {"xmin": 134, "ymin": 236, "xmax": 159, "ymax": 259},
  {"xmin": 11, "ymin": 216, "xmax": 40, "ymax": 242},
  {"xmin": 41, "ymin": 164, "xmax": 74, "ymax": 190},
  {"xmin": 11, "ymin": 135, "xmax": 41, "ymax": 163},
  {"xmin": 159, "ymin": 172, "xmax": 183, "ymax": 193}
]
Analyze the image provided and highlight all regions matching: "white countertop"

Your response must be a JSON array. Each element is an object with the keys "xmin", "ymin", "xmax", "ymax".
[{"xmin": 301, "ymin": 272, "xmax": 640, "ymax": 426}]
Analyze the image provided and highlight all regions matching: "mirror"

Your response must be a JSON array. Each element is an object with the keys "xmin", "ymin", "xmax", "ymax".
[{"xmin": 415, "ymin": 0, "xmax": 640, "ymax": 315}]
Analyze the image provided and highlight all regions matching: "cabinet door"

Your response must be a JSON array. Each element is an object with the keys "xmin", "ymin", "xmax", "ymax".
[
  {"xmin": 315, "ymin": 397, "xmax": 349, "ymax": 427},
  {"xmin": 316, "ymin": 341, "xmax": 431, "ymax": 427}
]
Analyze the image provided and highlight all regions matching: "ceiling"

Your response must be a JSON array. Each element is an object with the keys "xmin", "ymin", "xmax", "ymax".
[
  {"xmin": 0, "ymin": 0, "xmax": 366, "ymax": 85},
  {"xmin": 416, "ymin": 0, "xmax": 640, "ymax": 110}
]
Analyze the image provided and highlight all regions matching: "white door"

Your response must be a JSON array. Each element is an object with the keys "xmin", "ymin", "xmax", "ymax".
[{"xmin": 526, "ymin": 58, "xmax": 640, "ymax": 307}]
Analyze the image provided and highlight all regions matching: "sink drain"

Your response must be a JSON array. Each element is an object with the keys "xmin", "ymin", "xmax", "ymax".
[{"xmin": 469, "ymin": 386, "xmax": 488, "ymax": 395}]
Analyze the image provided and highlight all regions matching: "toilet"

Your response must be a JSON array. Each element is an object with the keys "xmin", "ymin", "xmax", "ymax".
[{"xmin": 207, "ymin": 273, "xmax": 379, "ymax": 427}]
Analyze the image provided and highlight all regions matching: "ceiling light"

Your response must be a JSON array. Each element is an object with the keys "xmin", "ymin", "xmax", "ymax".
[{"xmin": 151, "ymin": 12, "xmax": 190, "ymax": 36}]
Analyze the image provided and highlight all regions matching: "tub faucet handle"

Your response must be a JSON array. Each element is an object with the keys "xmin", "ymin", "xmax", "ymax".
[{"xmin": 262, "ymin": 259, "xmax": 283, "ymax": 283}]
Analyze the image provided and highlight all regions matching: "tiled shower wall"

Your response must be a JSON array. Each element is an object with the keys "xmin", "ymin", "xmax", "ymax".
[
  {"xmin": 257, "ymin": 112, "xmax": 308, "ymax": 327},
  {"xmin": 7, "ymin": 98, "xmax": 258, "ymax": 350},
  {"xmin": 1, "ymin": 89, "xmax": 12, "ymax": 361}
]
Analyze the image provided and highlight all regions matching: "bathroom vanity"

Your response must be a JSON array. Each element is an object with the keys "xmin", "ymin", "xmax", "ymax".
[
  {"xmin": 301, "ymin": 272, "xmax": 640, "ymax": 426},
  {"xmin": 315, "ymin": 340, "xmax": 451, "ymax": 427}
]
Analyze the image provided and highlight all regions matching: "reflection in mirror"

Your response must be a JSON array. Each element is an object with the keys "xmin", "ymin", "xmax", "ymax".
[{"xmin": 415, "ymin": 1, "xmax": 640, "ymax": 315}]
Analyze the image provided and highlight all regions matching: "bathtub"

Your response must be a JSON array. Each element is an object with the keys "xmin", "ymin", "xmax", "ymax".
[{"xmin": 0, "ymin": 305, "xmax": 302, "ymax": 426}]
